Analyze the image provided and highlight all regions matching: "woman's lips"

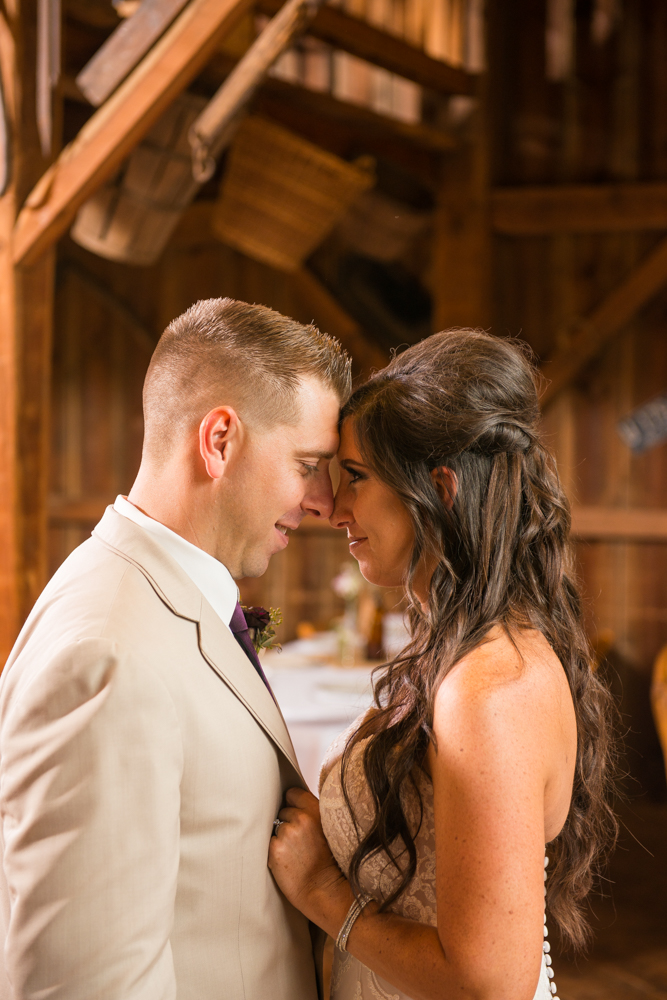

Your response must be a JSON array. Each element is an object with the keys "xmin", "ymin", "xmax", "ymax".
[{"xmin": 348, "ymin": 537, "xmax": 367, "ymax": 553}]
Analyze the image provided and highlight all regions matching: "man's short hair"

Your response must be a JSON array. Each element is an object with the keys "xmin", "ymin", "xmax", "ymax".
[{"xmin": 142, "ymin": 298, "xmax": 352, "ymax": 462}]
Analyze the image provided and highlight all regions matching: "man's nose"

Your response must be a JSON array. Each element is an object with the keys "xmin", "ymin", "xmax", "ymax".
[{"xmin": 302, "ymin": 471, "xmax": 334, "ymax": 519}]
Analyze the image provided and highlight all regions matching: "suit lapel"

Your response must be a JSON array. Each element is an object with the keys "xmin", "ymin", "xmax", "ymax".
[
  {"xmin": 94, "ymin": 507, "xmax": 303, "ymax": 782},
  {"xmin": 197, "ymin": 599, "xmax": 303, "ymax": 779}
]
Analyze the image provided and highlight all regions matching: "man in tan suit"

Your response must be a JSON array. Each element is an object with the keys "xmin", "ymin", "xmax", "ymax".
[{"xmin": 0, "ymin": 299, "xmax": 351, "ymax": 1000}]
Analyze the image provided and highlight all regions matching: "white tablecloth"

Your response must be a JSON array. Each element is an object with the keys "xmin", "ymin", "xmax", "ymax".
[{"xmin": 264, "ymin": 664, "xmax": 377, "ymax": 791}]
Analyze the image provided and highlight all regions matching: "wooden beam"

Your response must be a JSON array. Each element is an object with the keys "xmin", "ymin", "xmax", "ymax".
[
  {"xmin": 256, "ymin": 0, "xmax": 478, "ymax": 96},
  {"xmin": 571, "ymin": 506, "xmax": 667, "ymax": 542},
  {"xmin": 492, "ymin": 182, "xmax": 667, "ymax": 235},
  {"xmin": 253, "ymin": 72, "xmax": 457, "ymax": 154},
  {"xmin": 541, "ymin": 234, "xmax": 667, "ymax": 405},
  {"xmin": 433, "ymin": 87, "xmax": 491, "ymax": 330},
  {"xmin": 76, "ymin": 0, "xmax": 190, "ymax": 107},
  {"xmin": 13, "ymin": 0, "xmax": 253, "ymax": 267},
  {"xmin": 189, "ymin": 0, "xmax": 328, "ymax": 182},
  {"xmin": 290, "ymin": 268, "xmax": 388, "ymax": 378},
  {"xmin": 1, "ymin": 0, "xmax": 56, "ymax": 663}
]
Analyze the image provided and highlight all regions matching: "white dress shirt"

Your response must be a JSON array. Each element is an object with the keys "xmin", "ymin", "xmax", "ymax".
[{"xmin": 113, "ymin": 495, "xmax": 239, "ymax": 631}]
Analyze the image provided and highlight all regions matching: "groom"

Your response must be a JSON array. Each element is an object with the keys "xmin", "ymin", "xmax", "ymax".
[{"xmin": 0, "ymin": 299, "xmax": 351, "ymax": 1000}]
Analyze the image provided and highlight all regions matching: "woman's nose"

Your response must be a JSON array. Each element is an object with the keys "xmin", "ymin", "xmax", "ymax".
[{"xmin": 329, "ymin": 487, "xmax": 351, "ymax": 529}]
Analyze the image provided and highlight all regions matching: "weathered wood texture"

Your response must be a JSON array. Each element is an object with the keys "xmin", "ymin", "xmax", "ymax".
[
  {"xmin": 14, "ymin": 0, "xmax": 254, "ymax": 267},
  {"xmin": 256, "ymin": 0, "xmax": 479, "ymax": 96},
  {"xmin": 190, "ymin": 0, "xmax": 328, "ymax": 182},
  {"xmin": 0, "ymin": 0, "xmax": 56, "ymax": 664},
  {"xmin": 76, "ymin": 0, "xmax": 190, "ymax": 107},
  {"xmin": 541, "ymin": 233, "xmax": 667, "ymax": 405},
  {"xmin": 491, "ymin": 0, "xmax": 667, "ymax": 793}
]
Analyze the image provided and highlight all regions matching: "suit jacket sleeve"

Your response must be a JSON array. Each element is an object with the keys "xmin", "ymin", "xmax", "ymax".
[{"xmin": 0, "ymin": 637, "xmax": 183, "ymax": 1000}]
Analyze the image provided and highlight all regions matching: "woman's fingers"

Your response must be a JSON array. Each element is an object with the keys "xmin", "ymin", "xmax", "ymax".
[
  {"xmin": 287, "ymin": 786, "xmax": 320, "ymax": 808},
  {"xmin": 276, "ymin": 805, "xmax": 301, "ymax": 825}
]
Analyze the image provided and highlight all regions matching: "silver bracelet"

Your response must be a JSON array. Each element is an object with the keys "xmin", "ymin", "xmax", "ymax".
[{"xmin": 336, "ymin": 893, "xmax": 374, "ymax": 952}]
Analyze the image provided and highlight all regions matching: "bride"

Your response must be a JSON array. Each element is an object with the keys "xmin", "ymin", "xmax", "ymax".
[{"xmin": 269, "ymin": 329, "xmax": 616, "ymax": 1000}]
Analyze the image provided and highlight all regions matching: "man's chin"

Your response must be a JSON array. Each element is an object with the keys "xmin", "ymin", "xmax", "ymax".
[{"xmin": 238, "ymin": 550, "xmax": 278, "ymax": 580}]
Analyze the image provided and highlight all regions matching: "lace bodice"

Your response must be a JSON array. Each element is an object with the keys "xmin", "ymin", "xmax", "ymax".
[{"xmin": 319, "ymin": 719, "xmax": 557, "ymax": 1000}]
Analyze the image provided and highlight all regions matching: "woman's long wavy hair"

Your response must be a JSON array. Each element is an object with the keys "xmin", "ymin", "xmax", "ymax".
[{"xmin": 340, "ymin": 329, "xmax": 617, "ymax": 952}]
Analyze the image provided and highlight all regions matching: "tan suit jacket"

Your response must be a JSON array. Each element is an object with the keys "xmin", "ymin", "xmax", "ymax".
[{"xmin": 0, "ymin": 508, "xmax": 318, "ymax": 1000}]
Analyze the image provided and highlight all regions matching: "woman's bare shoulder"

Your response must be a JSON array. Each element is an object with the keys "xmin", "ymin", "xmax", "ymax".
[{"xmin": 433, "ymin": 626, "xmax": 570, "ymax": 739}]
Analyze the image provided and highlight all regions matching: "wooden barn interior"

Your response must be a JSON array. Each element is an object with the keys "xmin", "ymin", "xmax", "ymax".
[{"xmin": 2, "ymin": 0, "xmax": 667, "ymax": 994}]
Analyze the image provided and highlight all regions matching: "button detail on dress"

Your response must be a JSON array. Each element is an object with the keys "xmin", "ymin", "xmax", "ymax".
[{"xmin": 543, "ymin": 856, "xmax": 559, "ymax": 1000}]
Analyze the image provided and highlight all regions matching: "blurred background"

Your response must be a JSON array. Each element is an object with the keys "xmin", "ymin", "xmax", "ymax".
[{"xmin": 2, "ymin": 0, "xmax": 667, "ymax": 994}]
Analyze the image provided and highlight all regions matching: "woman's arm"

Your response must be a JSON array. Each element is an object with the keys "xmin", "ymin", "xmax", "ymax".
[{"xmin": 269, "ymin": 641, "xmax": 567, "ymax": 1000}]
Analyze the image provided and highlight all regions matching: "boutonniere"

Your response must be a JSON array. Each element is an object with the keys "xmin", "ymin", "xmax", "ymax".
[{"xmin": 242, "ymin": 605, "xmax": 283, "ymax": 653}]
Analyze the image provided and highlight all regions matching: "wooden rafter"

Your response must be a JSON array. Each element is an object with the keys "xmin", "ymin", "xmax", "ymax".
[
  {"xmin": 253, "ymin": 73, "xmax": 457, "ymax": 153},
  {"xmin": 571, "ymin": 506, "xmax": 667, "ymax": 542},
  {"xmin": 540, "ymin": 235, "xmax": 667, "ymax": 406},
  {"xmin": 493, "ymin": 182, "xmax": 667, "ymax": 235},
  {"xmin": 76, "ymin": 0, "xmax": 191, "ymax": 107},
  {"xmin": 13, "ymin": 0, "xmax": 253, "ymax": 267},
  {"xmin": 189, "ymin": 0, "xmax": 328, "ymax": 182},
  {"xmin": 256, "ymin": 0, "xmax": 478, "ymax": 96},
  {"xmin": 291, "ymin": 268, "xmax": 388, "ymax": 377}
]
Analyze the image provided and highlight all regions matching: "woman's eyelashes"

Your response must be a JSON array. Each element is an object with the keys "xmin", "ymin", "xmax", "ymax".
[{"xmin": 343, "ymin": 465, "xmax": 365, "ymax": 484}]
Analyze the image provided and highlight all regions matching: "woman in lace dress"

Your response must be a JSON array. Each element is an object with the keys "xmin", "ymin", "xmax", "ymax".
[{"xmin": 269, "ymin": 330, "xmax": 616, "ymax": 1000}]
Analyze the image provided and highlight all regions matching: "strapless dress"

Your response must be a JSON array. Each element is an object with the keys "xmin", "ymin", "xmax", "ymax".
[{"xmin": 319, "ymin": 722, "xmax": 557, "ymax": 1000}]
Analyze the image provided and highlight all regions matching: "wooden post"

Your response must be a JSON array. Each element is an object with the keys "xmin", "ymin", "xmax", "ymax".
[
  {"xmin": 0, "ymin": 0, "xmax": 56, "ymax": 663},
  {"xmin": 432, "ymin": 95, "xmax": 492, "ymax": 331}
]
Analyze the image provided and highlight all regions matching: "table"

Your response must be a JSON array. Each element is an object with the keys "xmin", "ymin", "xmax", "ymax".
[{"xmin": 264, "ymin": 663, "xmax": 377, "ymax": 791}]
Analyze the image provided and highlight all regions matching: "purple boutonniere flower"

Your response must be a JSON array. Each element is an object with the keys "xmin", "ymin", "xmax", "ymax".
[
  {"xmin": 241, "ymin": 605, "xmax": 283, "ymax": 653},
  {"xmin": 243, "ymin": 607, "xmax": 272, "ymax": 631}
]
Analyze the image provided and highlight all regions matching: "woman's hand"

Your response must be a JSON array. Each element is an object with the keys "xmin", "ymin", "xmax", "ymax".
[{"xmin": 268, "ymin": 787, "xmax": 351, "ymax": 927}]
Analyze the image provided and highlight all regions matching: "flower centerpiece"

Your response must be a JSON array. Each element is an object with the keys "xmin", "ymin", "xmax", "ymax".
[{"xmin": 331, "ymin": 562, "xmax": 364, "ymax": 665}]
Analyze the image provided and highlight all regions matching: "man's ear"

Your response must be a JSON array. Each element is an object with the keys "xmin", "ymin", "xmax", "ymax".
[
  {"xmin": 430, "ymin": 466, "xmax": 458, "ymax": 510},
  {"xmin": 199, "ymin": 406, "xmax": 241, "ymax": 481}
]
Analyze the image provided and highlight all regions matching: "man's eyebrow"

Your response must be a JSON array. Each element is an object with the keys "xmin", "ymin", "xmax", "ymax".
[{"xmin": 295, "ymin": 449, "xmax": 336, "ymax": 460}]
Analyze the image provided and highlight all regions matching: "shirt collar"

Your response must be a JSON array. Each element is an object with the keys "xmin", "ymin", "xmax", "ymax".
[{"xmin": 113, "ymin": 495, "xmax": 239, "ymax": 629}]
